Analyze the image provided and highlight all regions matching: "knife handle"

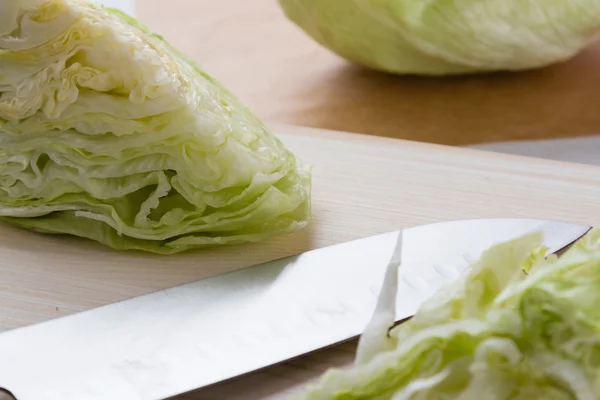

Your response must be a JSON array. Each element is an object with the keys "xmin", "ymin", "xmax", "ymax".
[{"xmin": 0, "ymin": 388, "xmax": 16, "ymax": 400}]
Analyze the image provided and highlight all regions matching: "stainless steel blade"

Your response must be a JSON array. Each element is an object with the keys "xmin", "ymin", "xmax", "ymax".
[{"xmin": 0, "ymin": 218, "xmax": 590, "ymax": 400}]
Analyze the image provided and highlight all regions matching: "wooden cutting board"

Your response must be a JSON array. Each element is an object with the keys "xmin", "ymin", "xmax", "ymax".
[{"xmin": 1, "ymin": 123, "xmax": 600, "ymax": 399}]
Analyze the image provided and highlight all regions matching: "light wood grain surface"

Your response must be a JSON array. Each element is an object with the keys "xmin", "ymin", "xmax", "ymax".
[
  {"xmin": 137, "ymin": 0, "xmax": 600, "ymax": 146},
  {"xmin": 2, "ymin": 123, "xmax": 600, "ymax": 398}
]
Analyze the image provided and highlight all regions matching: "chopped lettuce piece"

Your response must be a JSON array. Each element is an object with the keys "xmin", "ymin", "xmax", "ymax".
[
  {"xmin": 0, "ymin": 0, "xmax": 311, "ymax": 253},
  {"xmin": 299, "ymin": 228, "xmax": 600, "ymax": 399}
]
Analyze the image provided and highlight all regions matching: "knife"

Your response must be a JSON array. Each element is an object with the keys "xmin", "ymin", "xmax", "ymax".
[{"xmin": 0, "ymin": 218, "xmax": 590, "ymax": 400}]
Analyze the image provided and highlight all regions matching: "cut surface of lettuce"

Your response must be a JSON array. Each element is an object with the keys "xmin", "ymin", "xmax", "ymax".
[
  {"xmin": 298, "ymin": 228, "xmax": 600, "ymax": 399},
  {"xmin": 0, "ymin": 0, "xmax": 311, "ymax": 253},
  {"xmin": 278, "ymin": 0, "xmax": 600, "ymax": 75}
]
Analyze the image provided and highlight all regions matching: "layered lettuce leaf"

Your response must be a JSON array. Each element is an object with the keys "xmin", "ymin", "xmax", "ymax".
[
  {"xmin": 0, "ymin": 0, "xmax": 311, "ymax": 253},
  {"xmin": 299, "ymin": 228, "xmax": 600, "ymax": 399}
]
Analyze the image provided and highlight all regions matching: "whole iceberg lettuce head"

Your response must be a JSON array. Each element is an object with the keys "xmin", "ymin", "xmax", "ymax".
[
  {"xmin": 299, "ymin": 227, "xmax": 600, "ymax": 399},
  {"xmin": 0, "ymin": 0, "xmax": 311, "ymax": 254},
  {"xmin": 278, "ymin": 0, "xmax": 600, "ymax": 75}
]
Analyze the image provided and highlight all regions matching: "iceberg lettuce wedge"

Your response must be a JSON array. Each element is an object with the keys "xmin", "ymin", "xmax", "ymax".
[{"xmin": 0, "ymin": 0, "xmax": 311, "ymax": 253}]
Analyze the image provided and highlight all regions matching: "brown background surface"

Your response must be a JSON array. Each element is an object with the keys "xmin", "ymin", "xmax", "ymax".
[{"xmin": 138, "ymin": 0, "xmax": 600, "ymax": 146}]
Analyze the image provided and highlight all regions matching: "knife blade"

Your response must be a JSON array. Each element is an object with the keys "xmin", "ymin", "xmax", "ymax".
[{"xmin": 0, "ymin": 218, "xmax": 590, "ymax": 400}]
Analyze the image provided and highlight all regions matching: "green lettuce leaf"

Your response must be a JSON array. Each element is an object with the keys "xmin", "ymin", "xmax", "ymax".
[
  {"xmin": 278, "ymin": 0, "xmax": 600, "ymax": 75},
  {"xmin": 0, "ymin": 0, "xmax": 311, "ymax": 253},
  {"xmin": 299, "ymin": 228, "xmax": 600, "ymax": 399}
]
